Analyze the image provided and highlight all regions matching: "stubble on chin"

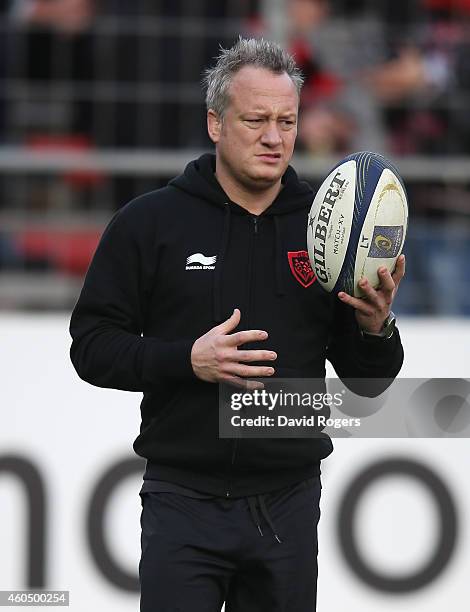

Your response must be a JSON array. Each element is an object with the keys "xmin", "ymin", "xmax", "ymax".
[
  {"xmin": 241, "ymin": 169, "xmax": 281, "ymax": 192},
  {"xmin": 247, "ymin": 161, "xmax": 288, "ymax": 189}
]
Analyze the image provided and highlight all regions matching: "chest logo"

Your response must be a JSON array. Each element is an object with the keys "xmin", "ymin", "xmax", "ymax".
[
  {"xmin": 287, "ymin": 251, "xmax": 316, "ymax": 288},
  {"xmin": 186, "ymin": 253, "xmax": 217, "ymax": 270}
]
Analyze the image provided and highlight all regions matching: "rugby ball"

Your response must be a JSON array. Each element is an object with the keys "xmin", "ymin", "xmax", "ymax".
[{"xmin": 306, "ymin": 151, "xmax": 408, "ymax": 297}]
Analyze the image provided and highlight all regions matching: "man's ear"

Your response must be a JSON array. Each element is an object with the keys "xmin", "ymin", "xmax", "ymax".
[{"xmin": 207, "ymin": 109, "xmax": 222, "ymax": 144}]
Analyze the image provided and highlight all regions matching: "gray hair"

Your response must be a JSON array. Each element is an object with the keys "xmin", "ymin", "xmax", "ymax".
[{"xmin": 202, "ymin": 37, "xmax": 304, "ymax": 118}]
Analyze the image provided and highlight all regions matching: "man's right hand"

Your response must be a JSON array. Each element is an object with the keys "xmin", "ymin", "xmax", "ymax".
[{"xmin": 191, "ymin": 308, "xmax": 277, "ymax": 388}]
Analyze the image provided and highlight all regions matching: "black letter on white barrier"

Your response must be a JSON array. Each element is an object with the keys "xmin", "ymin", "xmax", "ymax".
[
  {"xmin": 0, "ymin": 455, "xmax": 46, "ymax": 587},
  {"xmin": 86, "ymin": 457, "xmax": 145, "ymax": 591},
  {"xmin": 337, "ymin": 458, "xmax": 458, "ymax": 593}
]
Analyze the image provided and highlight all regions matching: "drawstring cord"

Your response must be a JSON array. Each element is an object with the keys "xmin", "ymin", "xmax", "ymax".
[
  {"xmin": 247, "ymin": 494, "xmax": 282, "ymax": 544},
  {"xmin": 213, "ymin": 203, "xmax": 232, "ymax": 322},
  {"xmin": 247, "ymin": 496, "xmax": 264, "ymax": 537}
]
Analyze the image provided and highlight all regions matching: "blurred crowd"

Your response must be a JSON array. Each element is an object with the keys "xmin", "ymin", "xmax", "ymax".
[
  {"xmin": 1, "ymin": 0, "xmax": 469, "ymax": 154},
  {"xmin": 0, "ymin": 0, "xmax": 469, "ymax": 313},
  {"xmin": 285, "ymin": 0, "xmax": 470, "ymax": 157}
]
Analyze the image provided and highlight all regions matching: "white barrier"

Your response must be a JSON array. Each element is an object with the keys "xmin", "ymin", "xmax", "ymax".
[{"xmin": 0, "ymin": 315, "xmax": 469, "ymax": 611}]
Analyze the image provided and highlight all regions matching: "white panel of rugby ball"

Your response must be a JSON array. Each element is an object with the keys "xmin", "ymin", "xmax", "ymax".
[{"xmin": 306, "ymin": 151, "xmax": 408, "ymax": 297}]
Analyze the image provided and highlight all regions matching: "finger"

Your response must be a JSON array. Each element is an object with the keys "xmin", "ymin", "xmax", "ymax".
[
  {"xmin": 229, "ymin": 363, "xmax": 275, "ymax": 378},
  {"xmin": 244, "ymin": 379, "xmax": 266, "ymax": 391},
  {"xmin": 357, "ymin": 277, "xmax": 383, "ymax": 309},
  {"xmin": 338, "ymin": 291, "xmax": 375, "ymax": 316},
  {"xmin": 225, "ymin": 329, "xmax": 269, "ymax": 347},
  {"xmin": 376, "ymin": 267, "xmax": 395, "ymax": 293},
  {"xmin": 235, "ymin": 349, "xmax": 277, "ymax": 363},
  {"xmin": 224, "ymin": 376, "xmax": 265, "ymax": 391},
  {"xmin": 215, "ymin": 308, "xmax": 241, "ymax": 334},
  {"xmin": 375, "ymin": 267, "xmax": 396, "ymax": 304},
  {"xmin": 392, "ymin": 254, "xmax": 406, "ymax": 285}
]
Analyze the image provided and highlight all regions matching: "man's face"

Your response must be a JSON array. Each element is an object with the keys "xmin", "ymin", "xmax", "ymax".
[{"xmin": 207, "ymin": 66, "xmax": 299, "ymax": 192}]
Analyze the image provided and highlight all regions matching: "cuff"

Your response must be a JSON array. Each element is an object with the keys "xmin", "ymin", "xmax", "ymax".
[
  {"xmin": 143, "ymin": 338, "xmax": 196, "ymax": 381},
  {"xmin": 354, "ymin": 326, "xmax": 401, "ymax": 364}
]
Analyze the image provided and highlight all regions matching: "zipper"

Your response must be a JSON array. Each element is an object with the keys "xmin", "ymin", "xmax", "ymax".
[{"xmin": 225, "ymin": 215, "xmax": 260, "ymax": 498}]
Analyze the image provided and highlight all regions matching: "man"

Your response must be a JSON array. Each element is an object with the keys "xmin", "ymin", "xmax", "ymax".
[{"xmin": 70, "ymin": 38, "xmax": 404, "ymax": 612}]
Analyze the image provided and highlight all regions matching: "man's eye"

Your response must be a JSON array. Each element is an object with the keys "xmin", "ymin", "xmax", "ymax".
[{"xmin": 246, "ymin": 119, "xmax": 262, "ymax": 123}]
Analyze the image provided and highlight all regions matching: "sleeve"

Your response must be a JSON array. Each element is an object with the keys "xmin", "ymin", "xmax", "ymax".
[
  {"xmin": 325, "ymin": 297, "xmax": 404, "ymax": 396},
  {"xmin": 69, "ymin": 201, "xmax": 196, "ymax": 392}
]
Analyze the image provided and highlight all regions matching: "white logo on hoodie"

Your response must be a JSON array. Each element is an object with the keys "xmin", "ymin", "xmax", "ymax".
[{"xmin": 186, "ymin": 253, "xmax": 217, "ymax": 270}]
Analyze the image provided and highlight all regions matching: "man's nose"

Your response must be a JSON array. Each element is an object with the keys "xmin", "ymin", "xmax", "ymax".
[{"xmin": 260, "ymin": 122, "xmax": 282, "ymax": 146}]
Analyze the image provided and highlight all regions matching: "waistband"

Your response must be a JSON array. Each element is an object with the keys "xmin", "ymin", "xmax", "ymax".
[{"xmin": 143, "ymin": 461, "xmax": 322, "ymax": 498}]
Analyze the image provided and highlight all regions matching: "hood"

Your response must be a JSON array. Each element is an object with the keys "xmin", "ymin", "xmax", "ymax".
[
  {"xmin": 169, "ymin": 153, "xmax": 313, "ymax": 216},
  {"xmin": 169, "ymin": 153, "xmax": 314, "ymax": 322}
]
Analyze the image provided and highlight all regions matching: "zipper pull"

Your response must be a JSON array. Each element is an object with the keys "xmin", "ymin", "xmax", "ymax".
[{"xmin": 253, "ymin": 217, "xmax": 258, "ymax": 234}]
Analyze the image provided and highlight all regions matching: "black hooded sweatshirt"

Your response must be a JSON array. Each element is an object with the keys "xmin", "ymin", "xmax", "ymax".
[{"xmin": 70, "ymin": 153, "xmax": 403, "ymax": 497}]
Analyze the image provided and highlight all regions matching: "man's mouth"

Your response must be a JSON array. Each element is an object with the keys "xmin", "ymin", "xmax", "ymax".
[{"xmin": 257, "ymin": 153, "xmax": 281, "ymax": 161}]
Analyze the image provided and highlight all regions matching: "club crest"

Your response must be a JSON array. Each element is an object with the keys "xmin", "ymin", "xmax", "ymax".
[{"xmin": 287, "ymin": 251, "xmax": 316, "ymax": 288}]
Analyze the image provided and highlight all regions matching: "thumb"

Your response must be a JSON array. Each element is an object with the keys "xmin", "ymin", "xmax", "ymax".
[{"xmin": 216, "ymin": 308, "xmax": 241, "ymax": 334}]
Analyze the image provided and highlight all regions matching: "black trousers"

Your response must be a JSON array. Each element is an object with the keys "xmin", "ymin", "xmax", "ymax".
[{"xmin": 139, "ymin": 476, "xmax": 322, "ymax": 612}]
